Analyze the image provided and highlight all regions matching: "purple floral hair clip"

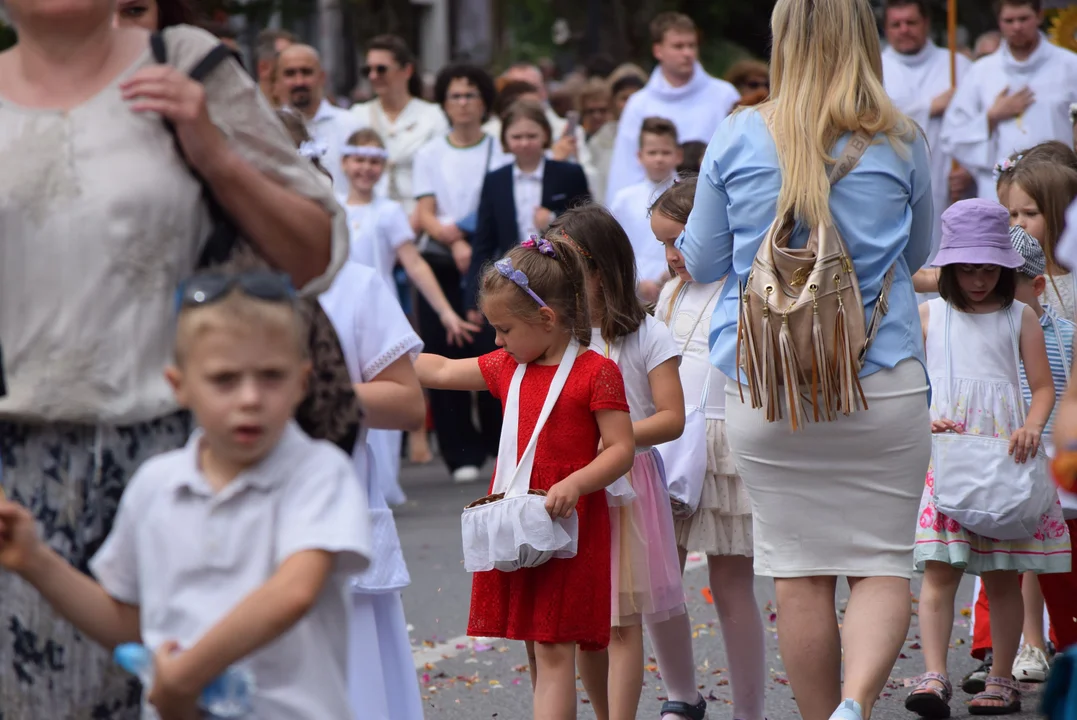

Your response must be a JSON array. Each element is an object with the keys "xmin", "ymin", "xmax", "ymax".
[
  {"xmin": 993, "ymin": 155, "xmax": 1022, "ymax": 182},
  {"xmin": 495, "ymin": 258, "xmax": 548, "ymax": 308},
  {"xmin": 521, "ymin": 234, "xmax": 557, "ymax": 258}
]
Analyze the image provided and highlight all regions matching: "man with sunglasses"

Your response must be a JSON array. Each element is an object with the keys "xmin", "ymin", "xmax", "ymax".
[{"xmin": 277, "ymin": 44, "xmax": 362, "ymax": 197}]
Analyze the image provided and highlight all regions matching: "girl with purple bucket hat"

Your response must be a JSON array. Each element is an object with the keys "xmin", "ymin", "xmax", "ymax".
[{"xmin": 905, "ymin": 199, "xmax": 1072, "ymax": 719}]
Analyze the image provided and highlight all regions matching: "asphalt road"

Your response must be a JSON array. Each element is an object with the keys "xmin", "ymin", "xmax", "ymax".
[{"xmin": 393, "ymin": 460, "xmax": 1046, "ymax": 720}]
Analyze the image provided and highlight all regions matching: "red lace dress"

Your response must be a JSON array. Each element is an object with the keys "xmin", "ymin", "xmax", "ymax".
[{"xmin": 468, "ymin": 349, "xmax": 630, "ymax": 650}]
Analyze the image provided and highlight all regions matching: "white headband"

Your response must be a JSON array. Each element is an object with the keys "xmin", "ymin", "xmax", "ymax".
[
  {"xmin": 298, "ymin": 139, "xmax": 328, "ymax": 160},
  {"xmin": 341, "ymin": 145, "xmax": 389, "ymax": 159}
]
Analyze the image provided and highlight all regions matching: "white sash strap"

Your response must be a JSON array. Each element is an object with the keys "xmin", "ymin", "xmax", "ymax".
[{"xmin": 492, "ymin": 337, "xmax": 580, "ymax": 497}]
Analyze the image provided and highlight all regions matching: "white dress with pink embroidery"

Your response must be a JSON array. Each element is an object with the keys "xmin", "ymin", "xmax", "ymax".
[{"xmin": 913, "ymin": 298, "xmax": 1071, "ymax": 575}]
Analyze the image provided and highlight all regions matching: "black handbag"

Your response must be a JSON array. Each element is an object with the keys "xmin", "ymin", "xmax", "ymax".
[{"xmin": 150, "ymin": 32, "xmax": 361, "ymax": 452}]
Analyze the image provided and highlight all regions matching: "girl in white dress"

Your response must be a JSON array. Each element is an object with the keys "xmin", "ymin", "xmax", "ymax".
[
  {"xmin": 907, "ymin": 199, "xmax": 1069, "ymax": 718},
  {"xmin": 652, "ymin": 179, "xmax": 767, "ymax": 720},
  {"xmin": 341, "ymin": 127, "xmax": 479, "ymax": 504},
  {"xmin": 320, "ymin": 261, "xmax": 427, "ymax": 720}
]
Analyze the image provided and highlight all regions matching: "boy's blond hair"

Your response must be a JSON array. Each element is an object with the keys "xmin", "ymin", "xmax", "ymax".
[{"xmin": 174, "ymin": 290, "xmax": 308, "ymax": 365}]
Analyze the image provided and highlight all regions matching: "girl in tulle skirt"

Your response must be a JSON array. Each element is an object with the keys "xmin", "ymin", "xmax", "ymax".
[{"xmin": 553, "ymin": 204, "xmax": 706, "ymax": 720}]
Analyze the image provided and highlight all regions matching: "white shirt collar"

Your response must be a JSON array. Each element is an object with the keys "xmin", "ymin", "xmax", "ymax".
[
  {"xmin": 514, "ymin": 158, "xmax": 546, "ymax": 182},
  {"xmin": 173, "ymin": 422, "xmax": 306, "ymax": 497},
  {"xmin": 313, "ymin": 98, "xmax": 338, "ymax": 123}
]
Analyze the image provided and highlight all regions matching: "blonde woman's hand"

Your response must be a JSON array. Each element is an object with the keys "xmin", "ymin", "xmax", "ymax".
[
  {"xmin": 1009, "ymin": 424, "xmax": 1041, "ymax": 464},
  {"xmin": 122, "ymin": 67, "xmax": 228, "ymax": 176},
  {"xmin": 545, "ymin": 480, "xmax": 580, "ymax": 519}
]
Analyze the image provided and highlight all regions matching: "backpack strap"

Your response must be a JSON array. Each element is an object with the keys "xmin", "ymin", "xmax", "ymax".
[
  {"xmin": 757, "ymin": 103, "xmax": 872, "ymax": 187},
  {"xmin": 828, "ymin": 132, "xmax": 872, "ymax": 185},
  {"xmin": 149, "ymin": 31, "xmax": 239, "ymax": 268}
]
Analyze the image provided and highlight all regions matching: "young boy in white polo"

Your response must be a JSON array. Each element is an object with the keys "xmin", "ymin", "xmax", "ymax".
[{"xmin": 0, "ymin": 271, "xmax": 371, "ymax": 720}]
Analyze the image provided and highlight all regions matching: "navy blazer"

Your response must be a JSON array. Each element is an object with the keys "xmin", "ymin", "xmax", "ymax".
[{"xmin": 465, "ymin": 159, "xmax": 590, "ymax": 310}]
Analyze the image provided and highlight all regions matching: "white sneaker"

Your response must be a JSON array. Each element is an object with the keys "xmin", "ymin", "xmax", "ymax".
[
  {"xmin": 452, "ymin": 465, "xmax": 481, "ymax": 484},
  {"xmin": 1013, "ymin": 644, "xmax": 1050, "ymax": 683}
]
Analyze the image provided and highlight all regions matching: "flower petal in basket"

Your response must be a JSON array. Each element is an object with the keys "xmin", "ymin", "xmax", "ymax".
[{"xmin": 461, "ymin": 492, "xmax": 579, "ymax": 573}]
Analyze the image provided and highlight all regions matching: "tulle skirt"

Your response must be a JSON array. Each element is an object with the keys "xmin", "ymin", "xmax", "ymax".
[
  {"xmin": 610, "ymin": 448, "xmax": 687, "ymax": 626},
  {"xmin": 674, "ymin": 419, "xmax": 754, "ymax": 557}
]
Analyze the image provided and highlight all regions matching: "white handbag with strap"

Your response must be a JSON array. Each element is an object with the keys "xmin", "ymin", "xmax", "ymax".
[
  {"xmin": 461, "ymin": 339, "xmax": 581, "ymax": 573},
  {"xmin": 932, "ymin": 304, "xmax": 1058, "ymax": 540},
  {"xmin": 657, "ymin": 283, "xmax": 722, "ymax": 517}
]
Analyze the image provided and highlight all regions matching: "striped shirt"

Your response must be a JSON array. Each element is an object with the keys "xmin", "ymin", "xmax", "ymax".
[{"xmin": 1019, "ymin": 305, "xmax": 1076, "ymax": 442}]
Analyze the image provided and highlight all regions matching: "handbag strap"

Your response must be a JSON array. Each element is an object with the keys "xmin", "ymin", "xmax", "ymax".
[
  {"xmin": 757, "ymin": 104, "xmax": 872, "ymax": 188},
  {"xmin": 493, "ymin": 337, "xmax": 580, "ymax": 497},
  {"xmin": 943, "ymin": 303, "xmax": 1027, "ymax": 423},
  {"xmin": 149, "ymin": 32, "xmax": 239, "ymax": 269}
]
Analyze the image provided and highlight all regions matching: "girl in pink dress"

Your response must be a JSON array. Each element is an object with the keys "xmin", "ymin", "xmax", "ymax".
[{"xmin": 556, "ymin": 205, "xmax": 705, "ymax": 720}]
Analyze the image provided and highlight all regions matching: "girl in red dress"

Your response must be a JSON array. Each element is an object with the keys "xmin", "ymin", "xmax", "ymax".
[{"xmin": 415, "ymin": 237, "xmax": 636, "ymax": 719}]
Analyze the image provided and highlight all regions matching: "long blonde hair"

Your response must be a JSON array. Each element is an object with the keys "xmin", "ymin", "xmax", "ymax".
[{"xmin": 768, "ymin": 0, "xmax": 917, "ymax": 227}]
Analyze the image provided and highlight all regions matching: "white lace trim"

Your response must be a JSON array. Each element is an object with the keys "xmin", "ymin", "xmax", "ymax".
[{"xmin": 361, "ymin": 333, "xmax": 423, "ymax": 380}]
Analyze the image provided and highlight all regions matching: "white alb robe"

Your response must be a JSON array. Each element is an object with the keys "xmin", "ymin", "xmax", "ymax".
[
  {"xmin": 605, "ymin": 63, "xmax": 740, "ymax": 205},
  {"xmin": 882, "ymin": 42, "xmax": 971, "ymax": 257},
  {"xmin": 941, "ymin": 34, "xmax": 1077, "ymax": 202}
]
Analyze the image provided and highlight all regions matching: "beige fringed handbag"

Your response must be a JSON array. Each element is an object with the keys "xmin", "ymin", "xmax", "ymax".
[{"xmin": 737, "ymin": 116, "xmax": 896, "ymax": 431}]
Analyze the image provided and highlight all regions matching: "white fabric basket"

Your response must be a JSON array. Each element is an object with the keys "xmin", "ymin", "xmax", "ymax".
[
  {"xmin": 462, "ymin": 493, "xmax": 579, "ymax": 572},
  {"xmin": 460, "ymin": 338, "xmax": 580, "ymax": 573},
  {"xmin": 932, "ymin": 304, "xmax": 1058, "ymax": 540}
]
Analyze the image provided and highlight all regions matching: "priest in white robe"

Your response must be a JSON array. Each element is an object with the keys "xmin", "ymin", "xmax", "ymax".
[
  {"xmin": 604, "ymin": 13, "xmax": 740, "ymax": 206},
  {"xmin": 941, "ymin": 0, "xmax": 1077, "ymax": 202},
  {"xmin": 882, "ymin": 0, "xmax": 971, "ymax": 256}
]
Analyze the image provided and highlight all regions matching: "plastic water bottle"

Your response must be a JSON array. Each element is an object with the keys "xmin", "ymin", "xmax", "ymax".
[{"xmin": 113, "ymin": 643, "xmax": 255, "ymax": 718}]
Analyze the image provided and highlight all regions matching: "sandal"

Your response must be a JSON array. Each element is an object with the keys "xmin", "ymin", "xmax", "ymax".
[
  {"xmin": 904, "ymin": 672, "xmax": 952, "ymax": 719},
  {"xmin": 967, "ymin": 676, "xmax": 1021, "ymax": 716},
  {"xmin": 660, "ymin": 694, "xmax": 707, "ymax": 720}
]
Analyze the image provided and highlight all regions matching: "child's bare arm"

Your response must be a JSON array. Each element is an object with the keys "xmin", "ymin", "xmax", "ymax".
[
  {"xmin": 545, "ymin": 409, "xmax": 634, "ymax": 518},
  {"xmin": 0, "ymin": 502, "xmax": 140, "ymax": 648},
  {"xmin": 415, "ymin": 353, "xmax": 487, "ymax": 391},
  {"xmin": 164, "ymin": 549, "xmax": 334, "ymax": 695}
]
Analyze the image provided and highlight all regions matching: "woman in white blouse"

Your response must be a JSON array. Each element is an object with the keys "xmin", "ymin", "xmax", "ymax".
[
  {"xmin": 350, "ymin": 34, "xmax": 448, "ymax": 219},
  {"xmin": 0, "ymin": 3, "xmax": 346, "ymax": 719}
]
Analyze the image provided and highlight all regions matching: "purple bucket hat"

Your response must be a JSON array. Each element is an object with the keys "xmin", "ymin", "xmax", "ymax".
[{"xmin": 933, "ymin": 198, "xmax": 1024, "ymax": 269}]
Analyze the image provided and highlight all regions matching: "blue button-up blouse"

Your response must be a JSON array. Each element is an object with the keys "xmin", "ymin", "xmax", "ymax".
[{"xmin": 677, "ymin": 108, "xmax": 933, "ymax": 383}]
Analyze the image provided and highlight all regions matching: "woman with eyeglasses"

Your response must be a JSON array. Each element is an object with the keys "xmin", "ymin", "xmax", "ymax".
[
  {"xmin": 350, "ymin": 34, "xmax": 448, "ymax": 223},
  {"xmin": 411, "ymin": 64, "xmax": 511, "ymax": 484},
  {"xmin": 0, "ymin": 1, "xmax": 347, "ymax": 718}
]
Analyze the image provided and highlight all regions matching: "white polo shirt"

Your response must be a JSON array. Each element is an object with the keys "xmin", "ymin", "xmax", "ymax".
[{"xmin": 90, "ymin": 423, "xmax": 371, "ymax": 720}]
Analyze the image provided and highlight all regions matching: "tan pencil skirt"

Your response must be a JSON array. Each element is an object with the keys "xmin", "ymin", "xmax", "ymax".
[{"xmin": 724, "ymin": 359, "xmax": 931, "ymax": 579}]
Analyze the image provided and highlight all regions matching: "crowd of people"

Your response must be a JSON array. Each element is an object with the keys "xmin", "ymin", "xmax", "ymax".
[{"xmin": 3, "ymin": 0, "xmax": 1077, "ymax": 719}]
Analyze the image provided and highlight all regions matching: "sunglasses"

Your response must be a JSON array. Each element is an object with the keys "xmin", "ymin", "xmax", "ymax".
[
  {"xmin": 361, "ymin": 64, "xmax": 391, "ymax": 77},
  {"xmin": 743, "ymin": 80, "xmax": 769, "ymax": 91},
  {"xmin": 175, "ymin": 271, "xmax": 296, "ymax": 313}
]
